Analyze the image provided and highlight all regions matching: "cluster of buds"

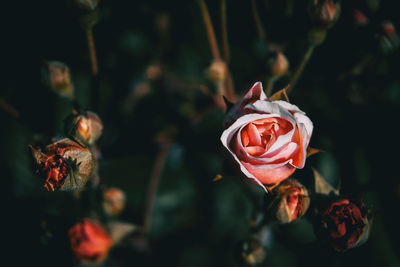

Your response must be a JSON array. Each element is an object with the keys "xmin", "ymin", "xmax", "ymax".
[
  {"xmin": 64, "ymin": 110, "xmax": 103, "ymax": 146},
  {"xmin": 69, "ymin": 218, "xmax": 112, "ymax": 263},
  {"xmin": 42, "ymin": 61, "xmax": 74, "ymax": 99},
  {"xmin": 31, "ymin": 138, "xmax": 94, "ymax": 191}
]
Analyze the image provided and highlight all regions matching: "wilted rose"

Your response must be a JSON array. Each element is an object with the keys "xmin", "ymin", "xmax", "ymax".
[
  {"xmin": 220, "ymin": 82, "xmax": 313, "ymax": 191},
  {"xmin": 269, "ymin": 179, "xmax": 310, "ymax": 223},
  {"xmin": 31, "ymin": 138, "xmax": 94, "ymax": 191},
  {"xmin": 317, "ymin": 198, "xmax": 371, "ymax": 252},
  {"xmin": 69, "ymin": 218, "xmax": 112, "ymax": 263},
  {"xmin": 65, "ymin": 111, "xmax": 103, "ymax": 146}
]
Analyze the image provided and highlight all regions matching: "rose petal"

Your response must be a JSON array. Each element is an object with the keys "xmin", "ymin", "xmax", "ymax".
[
  {"xmin": 247, "ymin": 123, "xmax": 262, "ymax": 146},
  {"xmin": 241, "ymin": 161, "xmax": 296, "ymax": 185},
  {"xmin": 245, "ymin": 146, "xmax": 266, "ymax": 156}
]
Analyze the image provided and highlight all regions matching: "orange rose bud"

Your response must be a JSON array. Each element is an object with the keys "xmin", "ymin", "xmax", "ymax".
[
  {"xmin": 267, "ymin": 51, "xmax": 289, "ymax": 78},
  {"xmin": 103, "ymin": 187, "xmax": 126, "ymax": 217},
  {"xmin": 315, "ymin": 198, "xmax": 372, "ymax": 252},
  {"xmin": 42, "ymin": 61, "xmax": 74, "ymax": 99},
  {"xmin": 69, "ymin": 218, "xmax": 112, "ymax": 263},
  {"xmin": 207, "ymin": 60, "xmax": 226, "ymax": 82},
  {"xmin": 309, "ymin": 0, "xmax": 341, "ymax": 29},
  {"xmin": 269, "ymin": 179, "xmax": 310, "ymax": 223},
  {"xmin": 31, "ymin": 138, "xmax": 94, "ymax": 191},
  {"xmin": 65, "ymin": 111, "xmax": 103, "ymax": 146}
]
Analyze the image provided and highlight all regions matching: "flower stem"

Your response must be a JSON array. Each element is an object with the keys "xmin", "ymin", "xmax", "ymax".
[
  {"xmin": 86, "ymin": 28, "xmax": 98, "ymax": 76},
  {"xmin": 142, "ymin": 141, "xmax": 172, "ymax": 234},
  {"xmin": 198, "ymin": 0, "xmax": 221, "ymax": 60},
  {"xmin": 265, "ymin": 77, "xmax": 276, "ymax": 97},
  {"xmin": 0, "ymin": 97, "xmax": 19, "ymax": 119},
  {"xmin": 220, "ymin": 0, "xmax": 229, "ymax": 63},
  {"xmin": 251, "ymin": 0, "xmax": 266, "ymax": 42},
  {"xmin": 288, "ymin": 45, "xmax": 314, "ymax": 93}
]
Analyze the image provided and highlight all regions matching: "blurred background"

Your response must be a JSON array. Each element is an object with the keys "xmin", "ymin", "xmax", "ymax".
[{"xmin": 2, "ymin": 0, "xmax": 400, "ymax": 266}]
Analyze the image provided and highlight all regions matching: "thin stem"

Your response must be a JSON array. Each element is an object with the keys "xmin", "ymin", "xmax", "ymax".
[
  {"xmin": 0, "ymin": 98, "xmax": 19, "ymax": 119},
  {"xmin": 142, "ymin": 141, "xmax": 172, "ymax": 234},
  {"xmin": 225, "ymin": 68, "xmax": 236, "ymax": 102},
  {"xmin": 288, "ymin": 45, "xmax": 315, "ymax": 93},
  {"xmin": 251, "ymin": 0, "xmax": 266, "ymax": 42},
  {"xmin": 86, "ymin": 28, "xmax": 98, "ymax": 76},
  {"xmin": 198, "ymin": 0, "xmax": 221, "ymax": 60},
  {"xmin": 220, "ymin": 0, "xmax": 229, "ymax": 63}
]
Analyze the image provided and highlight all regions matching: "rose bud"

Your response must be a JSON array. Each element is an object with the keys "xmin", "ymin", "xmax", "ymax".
[
  {"xmin": 377, "ymin": 21, "xmax": 399, "ymax": 55},
  {"xmin": 64, "ymin": 111, "xmax": 103, "ymax": 146},
  {"xmin": 69, "ymin": 218, "xmax": 112, "ymax": 263},
  {"xmin": 237, "ymin": 238, "xmax": 266, "ymax": 266},
  {"xmin": 353, "ymin": 10, "xmax": 368, "ymax": 27},
  {"xmin": 268, "ymin": 179, "xmax": 310, "ymax": 223},
  {"xmin": 315, "ymin": 198, "xmax": 372, "ymax": 252},
  {"xmin": 31, "ymin": 138, "xmax": 94, "ymax": 191},
  {"xmin": 267, "ymin": 51, "xmax": 289, "ymax": 78},
  {"xmin": 207, "ymin": 60, "xmax": 226, "ymax": 82},
  {"xmin": 103, "ymin": 187, "xmax": 126, "ymax": 217},
  {"xmin": 42, "ymin": 61, "xmax": 74, "ymax": 99},
  {"xmin": 308, "ymin": 0, "xmax": 341, "ymax": 29},
  {"xmin": 220, "ymin": 82, "xmax": 313, "ymax": 191}
]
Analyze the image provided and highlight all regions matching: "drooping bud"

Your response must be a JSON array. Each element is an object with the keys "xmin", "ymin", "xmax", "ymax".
[
  {"xmin": 103, "ymin": 187, "xmax": 126, "ymax": 217},
  {"xmin": 145, "ymin": 63, "xmax": 163, "ymax": 81},
  {"xmin": 207, "ymin": 60, "xmax": 226, "ymax": 82},
  {"xmin": 238, "ymin": 238, "xmax": 266, "ymax": 266},
  {"xmin": 31, "ymin": 138, "xmax": 94, "ymax": 191},
  {"xmin": 64, "ymin": 111, "xmax": 103, "ymax": 146},
  {"xmin": 42, "ymin": 61, "xmax": 74, "ymax": 99},
  {"xmin": 69, "ymin": 218, "xmax": 112, "ymax": 263},
  {"xmin": 376, "ymin": 21, "xmax": 399, "ymax": 55},
  {"xmin": 267, "ymin": 51, "xmax": 289, "ymax": 78},
  {"xmin": 314, "ymin": 198, "xmax": 372, "ymax": 252},
  {"xmin": 308, "ymin": 0, "xmax": 341, "ymax": 29},
  {"xmin": 268, "ymin": 179, "xmax": 310, "ymax": 223}
]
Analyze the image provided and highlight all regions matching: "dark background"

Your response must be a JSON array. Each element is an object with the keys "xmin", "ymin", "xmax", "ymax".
[{"xmin": 2, "ymin": 0, "xmax": 400, "ymax": 266}]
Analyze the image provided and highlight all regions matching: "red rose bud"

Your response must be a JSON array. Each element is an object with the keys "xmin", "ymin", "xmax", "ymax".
[
  {"xmin": 269, "ymin": 179, "xmax": 310, "ymax": 223},
  {"xmin": 308, "ymin": 0, "xmax": 341, "ymax": 29},
  {"xmin": 69, "ymin": 218, "xmax": 112, "ymax": 263},
  {"xmin": 42, "ymin": 61, "xmax": 74, "ymax": 99},
  {"xmin": 31, "ymin": 138, "xmax": 94, "ymax": 191},
  {"xmin": 65, "ymin": 111, "xmax": 103, "ymax": 146},
  {"xmin": 207, "ymin": 60, "xmax": 226, "ymax": 82},
  {"xmin": 317, "ymin": 198, "xmax": 371, "ymax": 252},
  {"xmin": 267, "ymin": 51, "xmax": 289, "ymax": 78},
  {"xmin": 220, "ymin": 82, "xmax": 313, "ymax": 192},
  {"xmin": 103, "ymin": 188, "xmax": 126, "ymax": 217}
]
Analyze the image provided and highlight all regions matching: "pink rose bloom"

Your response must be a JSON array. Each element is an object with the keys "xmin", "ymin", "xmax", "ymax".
[{"xmin": 220, "ymin": 82, "xmax": 313, "ymax": 191}]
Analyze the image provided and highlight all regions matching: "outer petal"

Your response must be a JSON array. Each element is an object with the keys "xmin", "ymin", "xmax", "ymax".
[
  {"xmin": 224, "ymin": 82, "xmax": 267, "ymax": 127},
  {"xmin": 241, "ymin": 161, "xmax": 296, "ymax": 185}
]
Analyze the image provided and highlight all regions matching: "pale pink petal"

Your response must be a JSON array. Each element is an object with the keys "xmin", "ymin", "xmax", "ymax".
[{"xmin": 242, "ymin": 161, "xmax": 296, "ymax": 185}]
